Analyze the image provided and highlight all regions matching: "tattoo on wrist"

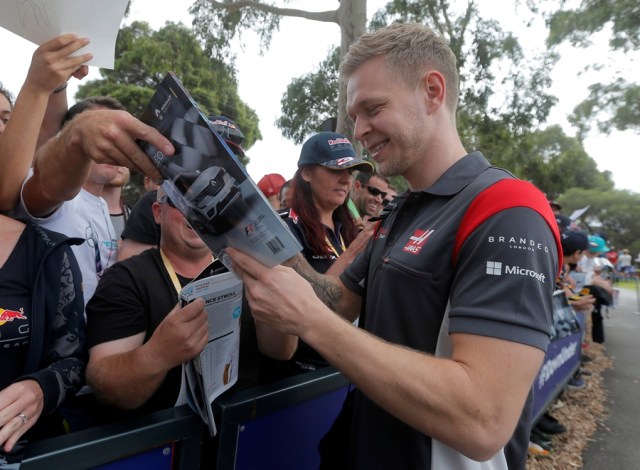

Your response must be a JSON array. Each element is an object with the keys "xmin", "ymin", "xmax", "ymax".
[{"xmin": 291, "ymin": 258, "xmax": 342, "ymax": 310}]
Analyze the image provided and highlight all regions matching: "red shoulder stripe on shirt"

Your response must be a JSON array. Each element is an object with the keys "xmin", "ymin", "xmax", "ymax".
[{"xmin": 452, "ymin": 179, "xmax": 562, "ymax": 273}]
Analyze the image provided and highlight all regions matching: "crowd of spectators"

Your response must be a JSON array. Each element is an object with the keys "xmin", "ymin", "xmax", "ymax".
[
  {"xmin": 3, "ymin": 20, "xmax": 623, "ymax": 469},
  {"xmin": 527, "ymin": 197, "xmax": 621, "ymax": 455}
]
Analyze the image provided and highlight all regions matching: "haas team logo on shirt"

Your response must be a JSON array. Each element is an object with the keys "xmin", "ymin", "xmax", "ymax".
[{"xmin": 403, "ymin": 229, "xmax": 435, "ymax": 255}]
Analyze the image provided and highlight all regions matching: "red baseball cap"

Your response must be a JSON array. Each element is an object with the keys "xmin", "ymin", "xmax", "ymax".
[{"xmin": 257, "ymin": 173, "xmax": 286, "ymax": 198}]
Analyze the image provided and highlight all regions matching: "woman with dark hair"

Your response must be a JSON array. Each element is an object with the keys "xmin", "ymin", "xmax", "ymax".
[
  {"xmin": 269, "ymin": 132, "xmax": 374, "ymax": 377},
  {"xmin": 285, "ymin": 132, "xmax": 374, "ymax": 276}
]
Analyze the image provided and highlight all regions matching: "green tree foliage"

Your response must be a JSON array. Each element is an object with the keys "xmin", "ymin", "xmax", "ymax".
[
  {"xmin": 558, "ymin": 187, "xmax": 640, "ymax": 255},
  {"xmin": 541, "ymin": 0, "xmax": 640, "ymax": 135},
  {"xmin": 276, "ymin": 48, "xmax": 340, "ymax": 143},
  {"xmin": 76, "ymin": 21, "xmax": 261, "ymax": 165},
  {"xmin": 189, "ymin": 0, "xmax": 366, "ymax": 136},
  {"xmin": 520, "ymin": 125, "xmax": 613, "ymax": 198}
]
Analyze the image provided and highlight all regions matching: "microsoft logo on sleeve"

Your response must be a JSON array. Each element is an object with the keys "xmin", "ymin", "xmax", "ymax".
[
  {"xmin": 486, "ymin": 261, "xmax": 502, "ymax": 276},
  {"xmin": 485, "ymin": 260, "xmax": 546, "ymax": 283}
]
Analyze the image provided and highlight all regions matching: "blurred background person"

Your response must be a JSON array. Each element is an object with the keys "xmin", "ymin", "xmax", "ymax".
[
  {"xmin": 279, "ymin": 179, "xmax": 292, "ymax": 210},
  {"xmin": 257, "ymin": 173, "xmax": 286, "ymax": 210},
  {"xmin": 617, "ymin": 248, "xmax": 632, "ymax": 280},
  {"xmin": 384, "ymin": 183, "xmax": 398, "ymax": 207},
  {"xmin": 348, "ymin": 170, "xmax": 390, "ymax": 226},
  {"xmin": 102, "ymin": 167, "xmax": 132, "ymax": 241}
]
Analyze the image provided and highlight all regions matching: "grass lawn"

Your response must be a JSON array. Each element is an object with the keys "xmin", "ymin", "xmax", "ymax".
[{"xmin": 614, "ymin": 279, "xmax": 640, "ymax": 290}]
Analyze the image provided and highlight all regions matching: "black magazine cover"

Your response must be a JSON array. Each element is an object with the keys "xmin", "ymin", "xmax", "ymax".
[{"xmin": 138, "ymin": 72, "xmax": 302, "ymax": 268}]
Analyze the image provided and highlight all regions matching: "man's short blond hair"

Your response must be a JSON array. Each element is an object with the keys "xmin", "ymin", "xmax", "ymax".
[{"xmin": 340, "ymin": 22, "xmax": 459, "ymax": 113}]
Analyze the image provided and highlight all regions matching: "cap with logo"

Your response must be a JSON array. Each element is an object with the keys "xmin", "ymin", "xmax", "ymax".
[
  {"xmin": 588, "ymin": 235, "xmax": 610, "ymax": 254},
  {"xmin": 208, "ymin": 115, "xmax": 245, "ymax": 157},
  {"xmin": 258, "ymin": 173, "xmax": 286, "ymax": 198},
  {"xmin": 297, "ymin": 132, "xmax": 374, "ymax": 173}
]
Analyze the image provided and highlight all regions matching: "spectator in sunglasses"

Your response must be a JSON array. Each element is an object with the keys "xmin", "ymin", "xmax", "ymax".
[{"xmin": 348, "ymin": 170, "xmax": 390, "ymax": 223}]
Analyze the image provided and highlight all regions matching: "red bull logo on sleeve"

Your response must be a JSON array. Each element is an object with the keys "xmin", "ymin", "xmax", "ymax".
[{"xmin": 0, "ymin": 307, "xmax": 27, "ymax": 326}]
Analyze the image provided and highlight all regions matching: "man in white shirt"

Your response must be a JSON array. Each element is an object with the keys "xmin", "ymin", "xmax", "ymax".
[{"xmin": 15, "ymin": 97, "xmax": 129, "ymax": 304}]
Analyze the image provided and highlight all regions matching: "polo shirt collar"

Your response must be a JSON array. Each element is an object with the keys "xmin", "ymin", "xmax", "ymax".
[
  {"xmin": 380, "ymin": 152, "xmax": 491, "ymax": 210},
  {"xmin": 421, "ymin": 151, "xmax": 491, "ymax": 196}
]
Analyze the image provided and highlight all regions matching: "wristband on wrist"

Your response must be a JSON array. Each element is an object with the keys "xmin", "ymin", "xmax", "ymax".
[{"xmin": 52, "ymin": 82, "xmax": 68, "ymax": 94}]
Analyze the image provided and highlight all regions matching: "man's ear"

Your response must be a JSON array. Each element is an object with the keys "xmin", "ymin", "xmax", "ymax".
[
  {"xmin": 152, "ymin": 201, "xmax": 162, "ymax": 224},
  {"xmin": 422, "ymin": 70, "xmax": 446, "ymax": 112}
]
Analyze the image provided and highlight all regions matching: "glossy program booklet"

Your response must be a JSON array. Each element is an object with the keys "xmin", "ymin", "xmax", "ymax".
[
  {"xmin": 138, "ymin": 72, "xmax": 302, "ymax": 269},
  {"xmin": 177, "ymin": 260, "xmax": 242, "ymax": 436}
]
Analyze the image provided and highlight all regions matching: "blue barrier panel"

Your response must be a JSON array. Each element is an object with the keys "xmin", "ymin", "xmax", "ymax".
[
  {"xmin": 215, "ymin": 367, "xmax": 350, "ymax": 469},
  {"xmin": 532, "ymin": 330, "xmax": 582, "ymax": 422},
  {"xmin": 531, "ymin": 291, "xmax": 584, "ymax": 423},
  {"xmin": 235, "ymin": 385, "xmax": 348, "ymax": 469},
  {"xmin": 20, "ymin": 406, "xmax": 203, "ymax": 470},
  {"xmin": 92, "ymin": 444, "xmax": 173, "ymax": 470}
]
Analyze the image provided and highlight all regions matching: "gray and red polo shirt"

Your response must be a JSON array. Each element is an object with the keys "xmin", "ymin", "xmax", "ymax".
[{"xmin": 340, "ymin": 151, "xmax": 560, "ymax": 469}]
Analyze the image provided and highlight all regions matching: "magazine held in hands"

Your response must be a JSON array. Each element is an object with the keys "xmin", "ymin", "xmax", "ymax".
[
  {"xmin": 138, "ymin": 73, "xmax": 302, "ymax": 435},
  {"xmin": 138, "ymin": 72, "xmax": 302, "ymax": 270},
  {"xmin": 177, "ymin": 260, "xmax": 242, "ymax": 436}
]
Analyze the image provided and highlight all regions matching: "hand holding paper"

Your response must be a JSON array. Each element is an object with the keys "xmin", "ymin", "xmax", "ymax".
[
  {"xmin": 0, "ymin": 0, "xmax": 129, "ymax": 69},
  {"xmin": 25, "ymin": 34, "xmax": 93, "ymax": 93}
]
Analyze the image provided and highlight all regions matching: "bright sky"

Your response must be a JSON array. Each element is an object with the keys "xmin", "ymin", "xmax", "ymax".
[{"xmin": 1, "ymin": 0, "xmax": 637, "ymax": 193}]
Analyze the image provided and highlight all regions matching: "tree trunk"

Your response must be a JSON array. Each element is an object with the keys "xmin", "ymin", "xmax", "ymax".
[{"xmin": 336, "ymin": 0, "xmax": 367, "ymax": 144}]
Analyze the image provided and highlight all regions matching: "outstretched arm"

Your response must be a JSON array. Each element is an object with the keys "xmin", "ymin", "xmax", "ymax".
[
  {"xmin": 23, "ymin": 109, "xmax": 172, "ymax": 217},
  {"xmin": 228, "ymin": 248, "xmax": 544, "ymax": 462},
  {"xmin": 0, "ymin": 34, "xmax": 91, "ymax": 212},
  {"xmin": 284, "ymin": 252, "xmax": 361, "ymax": 321}
]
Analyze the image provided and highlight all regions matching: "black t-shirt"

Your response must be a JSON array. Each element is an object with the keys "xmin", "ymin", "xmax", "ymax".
[
  {"xmin": 0, "ymin": 229, "xmax": 31, "ymax": 389},
  {"xmin": 86, "ymin": 248, "xmax": 261, "ymax": 414},
  {"xmin": 121, "ymin": 191, "xmax": 160, "ymax": 244},
  {"xmin": 86, "ymin": 249, "xmax": 180, "ymax": 413}
]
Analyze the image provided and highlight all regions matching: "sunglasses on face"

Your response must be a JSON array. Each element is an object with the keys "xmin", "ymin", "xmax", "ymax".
[{"xmin": 362, "ymin": 184, "xmax": 388, "ymax": 200}]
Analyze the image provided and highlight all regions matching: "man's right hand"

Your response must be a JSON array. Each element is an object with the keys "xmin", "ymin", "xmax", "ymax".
[
  {"xmin": 148, "ymin": 298, "xmax": 208, "ymax": 369},
  {"xmin": 62, "ymin": 109, "xmax": 172, "ymax": 183}
]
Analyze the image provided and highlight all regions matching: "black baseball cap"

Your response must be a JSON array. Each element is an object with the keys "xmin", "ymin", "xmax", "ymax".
[
  {"xmin": 560, "ymin": 229, "xmax": 589, "ymax": 255},
  {"xmin": 297, "ymin": 132, "xmax": 374, "ymax": 173}
]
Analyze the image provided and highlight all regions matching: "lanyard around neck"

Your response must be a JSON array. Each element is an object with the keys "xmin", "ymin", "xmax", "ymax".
[
  {"xmin": 325, "ymin": 232, "xmax": 346, "ymax": 258},
  {"xmin": 160, "ymin": 248, "xmax": 182, "ymax": 294}
]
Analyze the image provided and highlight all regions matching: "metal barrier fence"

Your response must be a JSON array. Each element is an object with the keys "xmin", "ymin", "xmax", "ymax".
[{"xmin": 17, "ymin": 293, "xmax": 579, "ymax": 468}]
